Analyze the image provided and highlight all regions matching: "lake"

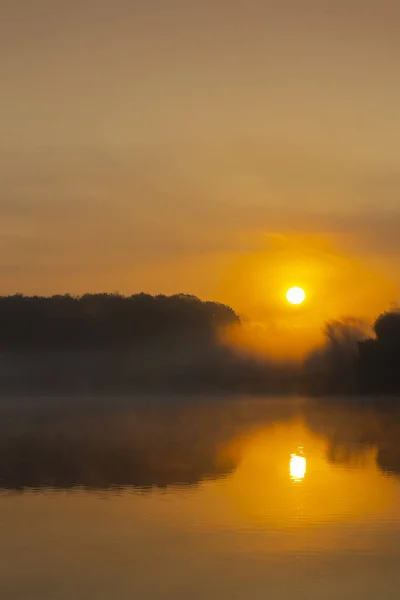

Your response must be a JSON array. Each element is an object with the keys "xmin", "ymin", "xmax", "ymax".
[{"xmin": 1, "ymin": 395, "xmax": 400, "ymax": 599}]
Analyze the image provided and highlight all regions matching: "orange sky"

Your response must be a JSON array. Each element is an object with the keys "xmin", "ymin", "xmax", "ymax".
[{"xmin": 1, "ymin": 1, "xmax": 400, "ymax": 354}]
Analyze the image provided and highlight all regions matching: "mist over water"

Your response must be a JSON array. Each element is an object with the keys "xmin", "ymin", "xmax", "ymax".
[
  {"xmin": 1, "ymin": 293, "xmax": 399, "ymax": 396},
  {"xmin": 1, "ymin": 395, "xmax": 400, "ymax": 600},
  {"xmin": 3, "ymin": 1, "xmax": 400, "ymax": 598}
]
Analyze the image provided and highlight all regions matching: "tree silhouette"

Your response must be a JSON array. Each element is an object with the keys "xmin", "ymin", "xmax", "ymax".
[
  {"xmin": 358, "ymin": 310, "xmax": 400, "ymax": 393},
  {"xmin": 303, "ymin": 318, "xmax": 370, "ymax": 394},
  {"xmin": 374, "ymin": 311, "xmax": 400, "ymax": 347},
  {"xmin": 0, "ymin": 293, "xmax": 291, "ymax": 394},
  {"xmin": 0, "ymin": 293, "xmax": 239, "ymax": 352}
]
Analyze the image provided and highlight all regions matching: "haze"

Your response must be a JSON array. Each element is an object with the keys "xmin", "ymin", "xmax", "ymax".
[{"xmin": 2, "ymin": 0, "xmax": 400, "ymax": 353}]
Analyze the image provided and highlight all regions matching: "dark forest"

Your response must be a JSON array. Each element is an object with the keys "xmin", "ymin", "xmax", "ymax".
[{"xmin": 0, "ymin": 293, "xmax": 398, "ymax": 395}]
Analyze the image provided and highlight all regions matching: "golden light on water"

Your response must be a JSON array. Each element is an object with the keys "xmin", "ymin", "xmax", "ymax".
[
  {"xmin": 290, "ymin": 453, "xmax": 307, "ymax": 482},
  {"xmin": 286, "ymin": 286, "xmax": 306, "ymax": 305}
]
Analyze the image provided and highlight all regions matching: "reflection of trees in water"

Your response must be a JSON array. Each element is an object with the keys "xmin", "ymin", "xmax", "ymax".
[
  {"xmin": 2, "ymin": 397, "xmax": 399, "ymax": 492},
  {"xmin": 303, "ymin": 399, "xmax": 400, "ymax": 476},
  {"xmin": 0, "ymin": 398, "xmax": 297, "ymax": 491}
]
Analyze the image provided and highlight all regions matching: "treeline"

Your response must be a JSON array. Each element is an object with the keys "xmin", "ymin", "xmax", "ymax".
[
  {"xmin": 359, "ymin": 312, "xmax": 400, "ymax": 393},
  {"xmin": 0, "ymin": 293, "xmax": 239, "ymax": 351},
  {"xmin": 303, "ymin": 310, "xmax": 400, "ymax": 395},
  {"xmin": 0, "ymin": 293, "xmax": 399, "ymax": 395},
  {"xmin": 0, "ymin": 293, "xmax": 297, "ymax": 395}
]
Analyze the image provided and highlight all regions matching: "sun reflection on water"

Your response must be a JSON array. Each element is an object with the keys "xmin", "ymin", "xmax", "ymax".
[{"xmin": 290, "ymin": 452, "xmax": 306, "ymax": 482}]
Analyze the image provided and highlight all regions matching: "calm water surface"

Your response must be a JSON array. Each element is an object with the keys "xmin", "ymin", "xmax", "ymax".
[{"xmin": 1, "ymin": 396, "xmax": 400, "ymax": 599}]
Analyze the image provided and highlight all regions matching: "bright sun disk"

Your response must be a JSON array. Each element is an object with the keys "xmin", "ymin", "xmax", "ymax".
[{"xmin": 286, "ymin": 286, "xmax": 306, "ymax": 305}]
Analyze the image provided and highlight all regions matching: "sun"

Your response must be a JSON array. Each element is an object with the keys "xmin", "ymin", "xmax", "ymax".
[{"xmin": 286, "ymin": 286, "xmax": 306, "ymax": 305}]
